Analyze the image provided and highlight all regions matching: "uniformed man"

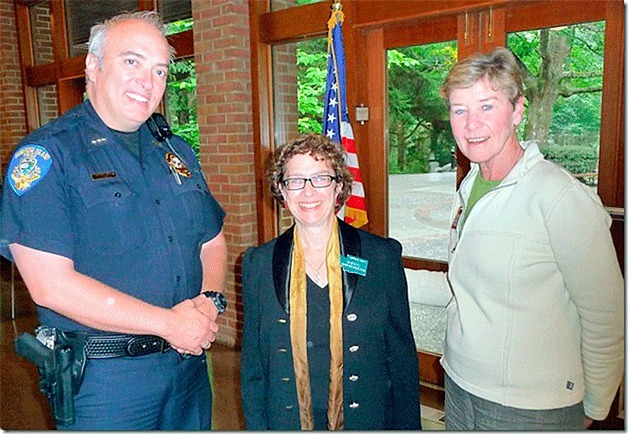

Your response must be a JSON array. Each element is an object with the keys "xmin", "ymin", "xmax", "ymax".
[{"xmin": 1, "ymin": 11, "xmax": 227, "ymax": 430}]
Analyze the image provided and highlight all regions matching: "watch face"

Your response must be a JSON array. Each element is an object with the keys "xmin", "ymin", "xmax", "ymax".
[{"xmin": 213, "ymin": 292, "xmax": 227, "ymax": 312}]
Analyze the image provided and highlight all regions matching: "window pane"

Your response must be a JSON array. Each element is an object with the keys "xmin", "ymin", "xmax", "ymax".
[
  {"xmin": 297, "ymin": 37, "xmax": 326, "ymax": 135},
  {"xmin": 271, "ymin": 36, "xmax": 327, "ymax": 234},
  {"xmin": 507, "ymin": 21, "xmax": 605, "ymax": 189},
  {"xmin": 165, "ymin": 18, "xmax": 193, "ymax": 36},
  {"xmin": 37, "ymin": 85, "xmax": 58, "ymax": 126},
  {"xmin": 165, "ymin": 58, "xmax": 199, "ymax": 158},
  {"xmin": 30, "ymin": 1, "xmax": 53, "ymax": 65},
  {"xmin": 387, "ymin": 41, "xmax": 457, "ymax": 262},
  {"xmin": 65, "ymin": 0, "xmax": 138, "ymax": 57},
  {"xmin": 272, "ymin": 42, "xmax": 299, "ymax": 233},
  {"xmin": 158, "ymin": 0, "xmax": 192, "ymax": 25}
]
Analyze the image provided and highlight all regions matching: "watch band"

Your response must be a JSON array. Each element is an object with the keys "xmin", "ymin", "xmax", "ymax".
[{"xmin": 201, "ymin": 291, "xmax": 227, "ymax": 314}]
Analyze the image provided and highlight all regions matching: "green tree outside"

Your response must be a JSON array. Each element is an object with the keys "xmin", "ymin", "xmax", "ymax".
[
  {"xmin": 508, "ymin": 22, "xmax": 604, "ymax": 183},
  {"xmin": 163, "ymin": 12, "xmax": 605, "ymax": 182},
  {"xmin": 294, "ymin": 20, "xmax": 605, "ymax": 185},
  {"xmin": 387, "ymin": 43, "xmax": 457, "ymax": 174},
  {"xmin": 165, "ymin": 19, "xmax": 200, "ymax": 157},
  {"xmin": 297, "ymin": 37, "xmax": 327, "ymax": 134}
]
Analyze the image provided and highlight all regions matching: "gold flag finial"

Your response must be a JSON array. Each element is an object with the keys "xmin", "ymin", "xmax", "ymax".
[{"xmin": 328, "ymin": 0, "xmax": 344, "ymax": 29}]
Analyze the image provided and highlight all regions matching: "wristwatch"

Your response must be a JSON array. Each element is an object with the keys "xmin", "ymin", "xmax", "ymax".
[{"xmin": 202, "ymin": 291, "xmax": 227, "ymax": 314}]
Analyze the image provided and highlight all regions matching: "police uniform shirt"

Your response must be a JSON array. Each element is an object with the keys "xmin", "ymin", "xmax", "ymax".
[{"xmin": 1, "ymin": 100, "xmax": 226, "ymax": 331}]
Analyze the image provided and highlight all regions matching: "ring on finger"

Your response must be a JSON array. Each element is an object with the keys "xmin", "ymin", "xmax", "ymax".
[{"xmin": 202, "ymin": 341, "xmax": 211, "ymax": 349}]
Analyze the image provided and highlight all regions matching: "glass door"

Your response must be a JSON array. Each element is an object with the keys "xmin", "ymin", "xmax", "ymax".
[{"xmin": 387, "ymin": 40, "xmax": 457, "ymax": 357}]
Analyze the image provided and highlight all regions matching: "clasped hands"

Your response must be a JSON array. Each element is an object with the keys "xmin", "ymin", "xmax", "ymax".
[{"xmin": 165, "ymin": 294, "xmax": 220, "ymax": 356}]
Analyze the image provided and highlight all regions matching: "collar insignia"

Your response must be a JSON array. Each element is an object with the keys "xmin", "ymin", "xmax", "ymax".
[
  {"xmin": 91, "ymin": 137, "xmax": 107, "ymax": 145},
  {"xmin": 8, "ymin": 145, "xmax": 53, "ymax": 196}
]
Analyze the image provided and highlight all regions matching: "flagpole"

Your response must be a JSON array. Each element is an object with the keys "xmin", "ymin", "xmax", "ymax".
[
  {"xmin": 323, "ymin": 0, "xmax": 369, "ymax": 228},
  {"xmin": 328, "ymin": 1, "xmax": 344, "ymax": 126}
]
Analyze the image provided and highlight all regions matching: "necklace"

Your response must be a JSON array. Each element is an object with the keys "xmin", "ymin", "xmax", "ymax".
[{"xmin": 304, "ymin": 256, "xmax": 326, "ymax": 285}]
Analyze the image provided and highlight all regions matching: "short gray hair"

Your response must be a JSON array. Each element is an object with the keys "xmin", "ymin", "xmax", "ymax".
[{"xmin": 88, "ymin": 11, "xmax": 175, "ymax": 68}]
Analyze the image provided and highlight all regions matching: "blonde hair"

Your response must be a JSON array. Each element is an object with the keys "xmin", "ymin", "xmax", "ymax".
[{"xmin": 441, "ymin": 47, "xmax": 524, "ymax": 107}]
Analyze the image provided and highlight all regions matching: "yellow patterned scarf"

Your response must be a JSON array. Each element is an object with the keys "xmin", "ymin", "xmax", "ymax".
[{"xmin": 290, "ymin": 219, "xmax": 344, "ymax": 430}]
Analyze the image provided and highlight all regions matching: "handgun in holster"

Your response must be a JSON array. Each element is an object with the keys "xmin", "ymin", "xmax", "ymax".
[{"xmin": 14, "ymin": 326, "xmax": 87, "ymax": 426}]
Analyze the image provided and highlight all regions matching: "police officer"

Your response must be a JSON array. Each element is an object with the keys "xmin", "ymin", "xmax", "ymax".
[{"xmin": 1, "ymin": 11, "xmax": 227, "ymax": 430}]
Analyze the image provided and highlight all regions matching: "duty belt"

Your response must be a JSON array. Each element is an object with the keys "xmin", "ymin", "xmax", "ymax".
[{"xmin": 84, "ymin": 334, "xmax": 171, "ymax": 359}]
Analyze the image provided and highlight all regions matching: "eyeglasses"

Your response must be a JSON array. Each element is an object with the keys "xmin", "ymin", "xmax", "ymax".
[{"xmin": 282, "ymin": 174, "xmax": 338, "ymax": 190}]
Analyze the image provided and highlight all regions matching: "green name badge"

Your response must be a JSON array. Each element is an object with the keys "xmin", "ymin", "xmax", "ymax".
[{"xmin": 340, "ymin": 255, "xmax": 368, "ymax": 276}]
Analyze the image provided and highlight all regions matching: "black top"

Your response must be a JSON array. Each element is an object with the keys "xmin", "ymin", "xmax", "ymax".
[{"xmin": 306, "ymin": 276, "xmax": 330, "ymax": 430}]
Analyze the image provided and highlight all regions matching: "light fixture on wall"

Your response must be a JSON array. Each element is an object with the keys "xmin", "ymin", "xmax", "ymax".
[{"xmin": 355, "ymin": 104, "xmax": 369, "ymax": 125}]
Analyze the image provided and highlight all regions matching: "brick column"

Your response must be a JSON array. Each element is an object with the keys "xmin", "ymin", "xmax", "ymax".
[
  {"xmin": 192, "ymin": 0, "xmax": 257, "ymax": 347},
  {"xmin": 0, "ymin": 0, "xmax": 27, "ymax": 171},
  {"xmin": 0, "ymin": 0, "xmax": 30, "ymax": 320}
]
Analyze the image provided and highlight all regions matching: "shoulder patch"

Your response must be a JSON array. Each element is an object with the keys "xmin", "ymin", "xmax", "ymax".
[{"xmin": 8, "ymin": 144, "xmax": 53, "ymax": 196}]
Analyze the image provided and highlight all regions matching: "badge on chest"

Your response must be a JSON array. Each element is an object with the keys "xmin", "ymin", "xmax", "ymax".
[{"xmin": 166, "ymin": 152, "xmax": 191, "ymax": 185}]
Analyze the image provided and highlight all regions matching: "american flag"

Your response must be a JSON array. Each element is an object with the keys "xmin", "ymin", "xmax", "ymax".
[{"xmin": 322, "ymin": 3, "xmax": 368, "ymax": 228}]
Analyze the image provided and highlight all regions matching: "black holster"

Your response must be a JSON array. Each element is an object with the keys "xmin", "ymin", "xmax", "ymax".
[{"xmin": 14, "ymin": 327, "xmax": 88, "ymax": 426}]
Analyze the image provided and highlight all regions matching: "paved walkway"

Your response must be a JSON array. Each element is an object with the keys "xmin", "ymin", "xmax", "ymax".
[
  {"xmin": 389, "ymin": 172, "xmax": 456, "ymax": 261},
  {"xmin": 388, "ymin": 172, "xmax": 456, "ymax": 354}
]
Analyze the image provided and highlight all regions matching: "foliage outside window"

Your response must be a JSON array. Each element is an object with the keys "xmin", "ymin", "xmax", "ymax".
[
  {"xmin": 388, "ymin": 43, "xmax": 457, "ymax": 174},
  {"xmin": 386, "ymin": 42, "xmax": 458, "ymax": 262},
  {"xmin": 165, "ymin": 19, "xmax": 194, "ymax": 34},
  {"xmin": 382, "ymin": 23, "xmax": 604, "ymax": 183},
  {"xmin": 297, "ymin": 37, "xmax": 327, "ymax": 134},
  {"xmin": 166, "ymin": 58, "xmax": 199, "ymax": 156},
  {"xmin": 508, "ymin": 21, "xmax": 605, "ymax": 186},
  {"xmin": 164, "ymin": 19, "xmax": 199, "ymax": 157}
]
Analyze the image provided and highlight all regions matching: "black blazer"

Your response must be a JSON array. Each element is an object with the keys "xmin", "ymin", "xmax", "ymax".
[{"xmin": 240, "ymin": 219, "xmax": 421, "ymax": 430}]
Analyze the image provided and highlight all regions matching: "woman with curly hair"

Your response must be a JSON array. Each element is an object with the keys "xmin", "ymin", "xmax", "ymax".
[{"xmin": 240, "ymin": 134, "xmax": 421, "ymax": 430}]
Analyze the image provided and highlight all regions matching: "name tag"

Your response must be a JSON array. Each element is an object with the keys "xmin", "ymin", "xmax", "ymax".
[
  {"xmin": 91, "ymin": 171, "xmax": 117, "ymax": 180},
  {"xmin": 340, "ymin": 255, "xmax": 368, "ymax": 276}
]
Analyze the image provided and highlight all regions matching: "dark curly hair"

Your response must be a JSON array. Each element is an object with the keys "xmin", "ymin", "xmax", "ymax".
[{"xmin": 267, "ymin": 134, "xmax": 353, "ymax": 212}]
